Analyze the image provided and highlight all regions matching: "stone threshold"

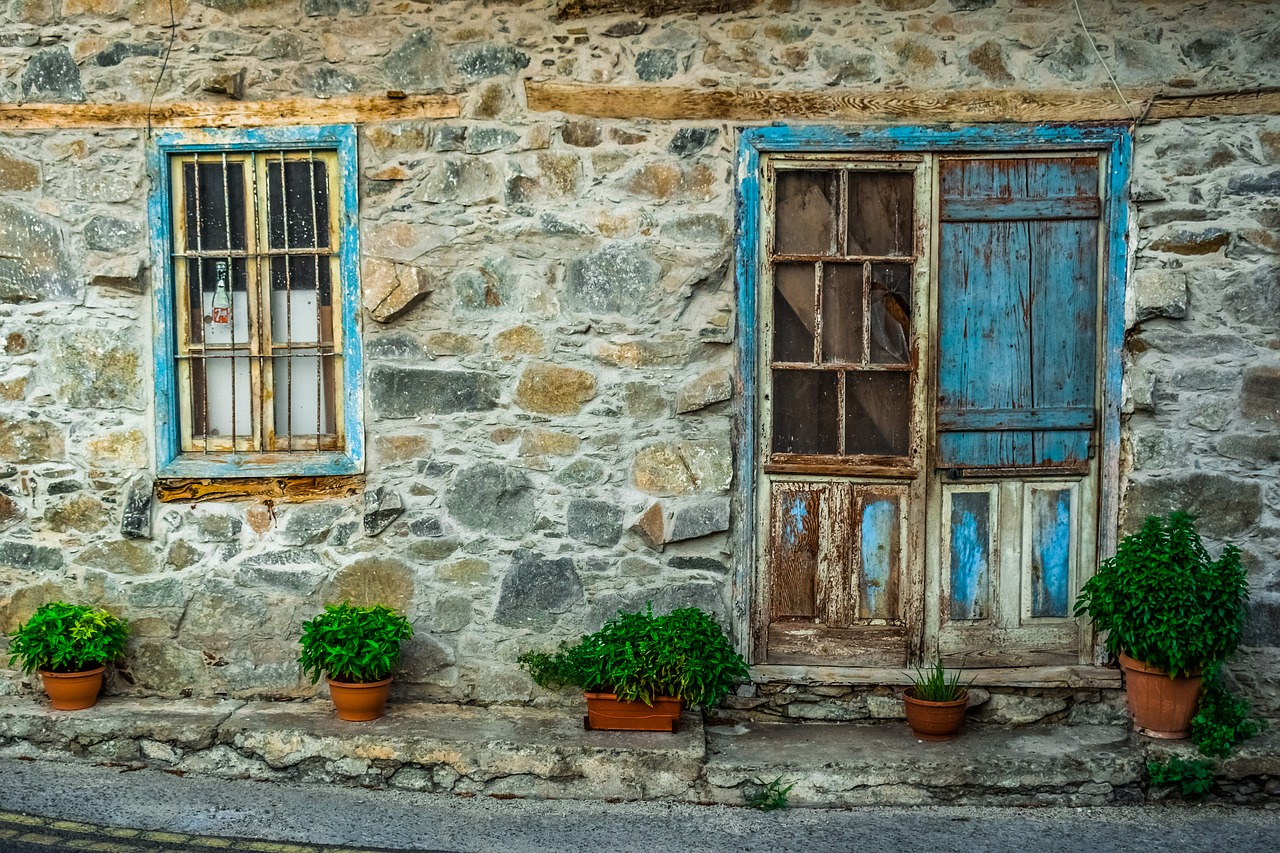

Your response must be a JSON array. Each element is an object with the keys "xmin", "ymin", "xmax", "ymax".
[{"xmin": 0, "ymin": 697, "xmax": 1276, "ymax": 808}]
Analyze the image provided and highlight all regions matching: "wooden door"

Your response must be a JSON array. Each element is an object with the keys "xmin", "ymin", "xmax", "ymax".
[
  {"xmin": 757, "ymin": 159, "xmax": 929, "ymax": 667},
  {"xmin": 927, "ymin": 155, "xmax": 1102, "ymax": 668}
]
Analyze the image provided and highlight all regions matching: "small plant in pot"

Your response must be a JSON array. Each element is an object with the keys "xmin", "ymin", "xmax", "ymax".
[
  {"xmin": 7, "ymin": 602, "xmax": 129, "ymax": 711},
  {"xmin": 517, "ymin": 606, "xmax": 749, "ymax": 732},
  {"xmin": 903, "ymin": 658, "xmax": 969, "ymax": 741},
  {"xmin": 1073, "ymin": 511, "xmax": 1247, "ymax": 739},
  {"xmin": 298, "ymin": 602, "xmax": 413, "ymax": 722}
]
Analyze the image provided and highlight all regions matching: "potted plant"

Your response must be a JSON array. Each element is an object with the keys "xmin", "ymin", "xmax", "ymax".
[
  {"xmin": 7, "ymin": 602, "xmax": 129, "ymax": 711},
  {"xmin": 517, "ymin": 606, "xmax": 749, "ymax": 732},
  {"xmin": 298, "ymin": 602, "xmax": 413, "ymax": 722},
  {"xmin": 903, "ymin": 658, "xmax": 969, "ymax": 741},
  {"xmin": 1074, "ymin": 511, "xmax": 1247, "ymax": 739}
]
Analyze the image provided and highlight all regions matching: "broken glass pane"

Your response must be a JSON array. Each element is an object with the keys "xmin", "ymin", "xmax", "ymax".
[{"xmin": 869, "ymin": 264, "xmax": 912, "ymax": 365}]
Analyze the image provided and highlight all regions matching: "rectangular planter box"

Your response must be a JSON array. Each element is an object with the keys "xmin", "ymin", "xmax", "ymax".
[{"xmin": 584, "ymin": 692, "xmax": 683, "ymax": 732}]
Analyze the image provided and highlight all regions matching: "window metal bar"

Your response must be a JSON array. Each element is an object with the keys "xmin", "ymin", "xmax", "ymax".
[
  {"xmin": 220, "ymin": 151, "xmax": 238, "ymax": 450},
  {"xmin": 307, "ymin": 148, "xmax": 322, "ymax": 448},
  {"xmin": 277, "ymin": 149, "xmax": 294, "ymax": 451},
  {"xmin": 191, "ymin": 152, "xmax": 210, "ymax": 452},
  {"xmin": 249, "ymin": 151, "xmax": 265, "ymax": 453}
]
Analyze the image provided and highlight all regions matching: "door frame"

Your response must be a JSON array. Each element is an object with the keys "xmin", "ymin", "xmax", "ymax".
[{"xmin": 732, "ymin": 124, "xmax": 1133, "ymax": 679}]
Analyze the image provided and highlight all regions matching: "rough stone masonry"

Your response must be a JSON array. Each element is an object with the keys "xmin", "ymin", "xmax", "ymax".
[{"xmin": 0, "ymin": 0, "xmax": 1278, "ymax": 720}]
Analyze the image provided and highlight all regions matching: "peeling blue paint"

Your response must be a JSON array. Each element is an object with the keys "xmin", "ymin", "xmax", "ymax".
[
  {"xmin": 1031, "ymin": 489, "xmax": 1072, "ymax": 618},
  {"xmin": 860, "ymin": 499, "xmax": 896, "ymax": 619},
  {"xmin": 949, "ymin": 492, "xmax": 990, "ymax": 621},
  {"xmin": 783, "ymin": 497, "xmax": 809, "ymax": 546},
  {"xmin": 148, "ymin": 124, "xmax": 363, "ymax": 478}
]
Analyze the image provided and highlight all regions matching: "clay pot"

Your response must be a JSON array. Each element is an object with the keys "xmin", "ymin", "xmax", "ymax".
[
  {"xmin": 903, "ymin": 687, "xmax": 968, "ymax": 741},
  {"xmin": 39, "ymin": 666, "xmax": 106, "ymax": 711},
  {"xmin": 583, "ymin": 692, "xmax": 683, "ymax": 732},
  {"xmin": 1118, "ymin": 652, "xmax": 1202, "ymax": 739},
  {"xmin": 326, "ymin": 676, "xmax": 393, "ymax": 722}
]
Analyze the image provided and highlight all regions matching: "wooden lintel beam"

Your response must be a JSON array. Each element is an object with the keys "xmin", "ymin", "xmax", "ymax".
[
  {"xmin": 156, "ymin": 474, "xmax": 364, "ymax": 504},
  {"xmin": 1144, "ymin": 86, "xmax": 1280, "ymax": 121},
  {"xmin": 526, "ymin": 81, "xmax": 1148, "ymax": 123},
  {"xmin": 0, "ymin": 94, "xmax": 460, "ymax": 131}
]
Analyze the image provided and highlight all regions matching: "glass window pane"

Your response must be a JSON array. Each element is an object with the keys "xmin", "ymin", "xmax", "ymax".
[
  {"xmin": 183, "ymin": 161, "xmax": 247, "ymax": 252},
  {"xmin": 273, "ymin": 352, "xmax": 337, "ymax": 438},
  {"xmin": 772, "ymin": 370, "xmax": 838, "ymax": 455},
  {"xmin": 195, "ymin": 354, "xmax": 252, "ymax": 440},
  {"xmin": 775, "ymin": 170, "xmax": 837, "ymax": 256},
  {"xmin": 845, "ymin": 372, "xmax": 910, "ymax": 456},
  {"xmin": 270, "ymin": 258, "xmax": 333, "ymax": 342},
  {"xmin": 847, "ymin": 171, "xmax": 913, "ymax": 257},
  {"xmin": 821, "ymin": 263, "xmax": 862, "ymax": 364},
  {"xmin": 868, "ymin": 263, "xmax": 912, "ymax": 365},
  {"xmin": 772, "ymin": 263, "xmax": 816, "ymax": 363},
  {"xmin": 266, "ymin": 159, "xmax": 330, "ymax": 250}
]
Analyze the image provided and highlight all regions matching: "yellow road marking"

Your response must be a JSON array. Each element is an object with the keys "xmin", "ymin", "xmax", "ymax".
[{"xmin": 17, "ymin": 832, "xmax": 60, "ymax": 845}]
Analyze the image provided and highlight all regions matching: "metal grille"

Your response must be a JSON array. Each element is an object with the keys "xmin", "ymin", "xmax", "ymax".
[{"xmin": 172, "ymin": 149, "xmax": 343, "ymax": 455}]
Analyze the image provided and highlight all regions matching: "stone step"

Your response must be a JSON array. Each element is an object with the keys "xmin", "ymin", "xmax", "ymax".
[{"xmin": 1, "ymin": 698, "xmax": 1277, "ymax": 807}]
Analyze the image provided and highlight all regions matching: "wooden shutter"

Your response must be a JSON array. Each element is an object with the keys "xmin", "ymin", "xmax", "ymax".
[{"xmin": 935, "ymin": 157, "xmax": 1099, "ymax": 472}]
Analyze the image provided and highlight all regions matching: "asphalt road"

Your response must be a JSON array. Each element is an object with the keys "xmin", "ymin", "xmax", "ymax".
[{"xmin": 1, "ymin": 757, "xmax": 1278, "ymax": 853}]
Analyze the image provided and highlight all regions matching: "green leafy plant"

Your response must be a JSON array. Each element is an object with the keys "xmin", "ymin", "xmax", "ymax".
[
  {"xmin": 1147, "ymin": 756, "xmax": 1215, "ymax": 797},
  {"xmin": 1191, "ymin": 665, "xmax": 1265, "ymax": 758},
  {"xmin": 746, "ymin": 776, "xmax": 794, "ymax": 811},
  {"xmin": 298, "ymin": 602, "xmax": 413, "ymax": 685},
  {"xmin": 907, "ymin": 657, "xmax": 968, "ymax": 702},
  {"xmin": 7, "ymin": 602, "xmax": 128, "ymax": 675},
  {"xmin": 517, "ymin": 606, "xmax": 749, "ymax": 708},
  {"xmin": 1074, "ymin": 511, "xmax": 1247, "ymax": 677}
]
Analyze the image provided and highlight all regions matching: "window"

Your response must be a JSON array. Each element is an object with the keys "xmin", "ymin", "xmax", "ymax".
[
  {"xmin": 151, "ymin": 127, "xmax": 363, "ymax": 478},
  {"xmin": 737, "ymin": 126, "xmax": 1130, "ymax": 674}
]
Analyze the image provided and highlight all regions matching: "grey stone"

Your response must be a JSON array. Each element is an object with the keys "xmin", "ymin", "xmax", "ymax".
[
  {"xmin": 1134, "ymin": 330, "xmax": 1252, "ymax": 358},
  {"xmin": 0, "ymin": 201, "xmax": 77, "ymax": 303},
  {"xmin": 1132, "ymin": 268, "xmax": 1189, "ymax": 321},
  {"xmin": 1242, "ymin": 595, "xmax": 1280, "ymax": 646},
  {"xmin": 384, "ymin": 30, "xmax": 447, "ymax": 91},
  {"xmin": 667, "ymin": 498, "xmax": 731, "ymax": 542},
  {"xmin": 554, "ymin": 459, "xmax": 605, "ymax": 488},
  {"xmin": 636, "ymin": 49, "xmax": 678, "ymax": 81},
  {"xmin": 603, "ymin": 21, "xmax": 646, "ymax": 37},
  {"xmin": 1123, "ymin": 473, "xmax": 1262, "ymax": 538},
  {"xmin": 431, "ymin": 594, "xmax": 473, "ymax": 633},
  {"xmin": 241, "ymin": 548, "xmax": 321, "ymax": 568},
  {"xmin": 972, "ymin": 694, "xmax": 1069, "ymax": 725},
  {"xmin": 280, "ymin": 504, "xmax": 346, "ymax": 547},
  {"xmin": 120, "ymin": 473, "xmax": 153, "ymax": 540},
  {"xmin": 397, "ymin": 631, "xmax": 455, "ymax": 681},
  {"xmin": 94, "ymin": 42, "xmax": 163, "ymax": 67},
  {"xmin": 669, "ymin": 128, "xmax": 718, "ymax": 158},
  {"xmin": 363, "ymin": 487, "xmax": 404, "ymax": 537},
  {"xmin": 434, "ymin": 126, "xmax": 466, "ymax": 152},
  {"xmin": 306, "ymin": 66, "xmax": 359, "ymax": 96},
  {"xmin": 1218, "ymin": 433, "xmax": 1280, "ymax": 465},
  {"xmin": 51, "ymin": 328, "xmax": 142, "ymax": 409},
  {"xmin": 586, "ymin": 582, "xmax": 724, "ymax": 632},
  {"xmin": 256, "ymin": 32, "xmax": 306, "ymax": 60},
  {"xmin": 565, "ymin": 243, "xmax": 660, "ymax": 315},
  {"xmin": 75, "ymin": 540, "xmax": 155, "ymax": 575},
  {"xmin": 365, "ymin": 333, "xmax": 426, "ymax": 360},
  {"xmin": 566, "ymin": 499, "xmax": 623, "ymax": 547},
  {"xmin": 0, "ymin": 540, "xmax": 63, "ymax": 573},
  {"xmin": 88, "ymin": 256, "xmax": 146, "ymax": 293},
  {"xmin": 121, "ymin": 575, "xmax": 186, "ymax": 609},
  {"xmin": 446, "ymin": 462, "xmax": 536, "ymax": 536},
  {"xmin": 409, "ymin": 516, "xmax": 443, "ymax": 538},
  {"xmin": 194, "ymin": 514, "xmax": 242, "ymax": 543},
  {"xmin": 367, "ymin": 365, "xmax": 499, "ymax": 418},
  {"xmin": 668, "ymin": 556, "xmax": 727, "ymax": 574},
  {"xmin": 1241, "ymin": 366, "xmax": 1280, "ymax": 426},
  {"xmin": 451, "ymin": 44, "xmax": 530, "ymax": 80},
  {"xmin": 236, "ymin": 562, "xmax": 327, "ymax": 596},
  {"xmin": 1227, "ymin": 170, "xmax": 1280, "ymax": 195},
  {"xmin": 815, "ymin": 46, "xmax": 877, "ymax": 84},
  {"xmin": 420, "ymin": 159, "xmax": 501, "ymax": 206},
  {"xmin": 493, "ymin": 549, "xmax": 584, "ymax": 630},
  {"xmin": 675, "ymin": 368, "xmax": 733, "ymax": 414},
  {"xmin": 785, "ymin": 701, "xmax": 868, "ymax": 722},
  {"xmin": 464, "ymin": 128, "xmax": 520, "ymax": 154},
  {"xmin": 21, "ymin": 48, "xmax": 84, "ymax": 102},
  {"xmin": 46, "ymin": 479, "xmax": 81, "ymax": 495},
  {"xmin": 303, "ymin": 0, "xmax": 368, "ymax": 15}
]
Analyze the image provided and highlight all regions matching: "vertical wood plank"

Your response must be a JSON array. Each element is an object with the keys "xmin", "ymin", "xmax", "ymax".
[
  {"xmin": 769, "ymin": 483, "xmax": 823, "ymax": 620},
  {"xmin": 820, "ymin": 483, "xmax": 854, "ymax": 628},
  {"xmin": 859, "ymin": 493, "xmax": 900, "ymax": 620},
  {"xmin": 947, "ymin": 489, "xmax": 992, "ymax": 621},
  {"xmin": 1030, "ymin": 487, "xmax": 1073, "ymax": 618}
]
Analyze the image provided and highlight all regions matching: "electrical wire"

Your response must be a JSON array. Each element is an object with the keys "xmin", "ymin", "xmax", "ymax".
[
  {"xmin": 146, "ymin": 0, "xmax": 177, "ymax": 138},
  {"xmin": 1072, "ymin": 0, "xmax": 1138, "ymax": 120}
]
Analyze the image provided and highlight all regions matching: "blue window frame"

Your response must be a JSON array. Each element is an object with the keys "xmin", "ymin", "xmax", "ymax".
[{"xmin": 149, "ymin": 125, "xmax": 363, "ymax": 478}]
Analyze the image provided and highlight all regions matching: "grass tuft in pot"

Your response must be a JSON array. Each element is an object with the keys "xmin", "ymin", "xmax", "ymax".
[{"xmin": 7, "ymin": 602, "xmax": 128, "ymax": 710}]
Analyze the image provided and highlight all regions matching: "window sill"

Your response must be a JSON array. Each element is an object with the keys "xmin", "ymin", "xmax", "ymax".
[{"xmin": 158, "ymin": 451, "xmax": 361, "ymax": 480}]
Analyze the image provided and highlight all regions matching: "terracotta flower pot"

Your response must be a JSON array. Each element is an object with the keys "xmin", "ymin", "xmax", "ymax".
[
  {"xmin": 39, "ymin": 666, "xmax": 105, "ymax": 711},
  {"xmin": 903, "ymin": 687, "xmax": 968, "ymax": 741},
  {"xmin": 583, "ymin": 692, "xmax": 683, "ymax": 732},
  {"xmin": 1118, "ymin": 652, "xmax": 1202, "ymax": 739},
  {"xmin": 326, "ymin": 676, "xmax": 393, "ymax": 722}
]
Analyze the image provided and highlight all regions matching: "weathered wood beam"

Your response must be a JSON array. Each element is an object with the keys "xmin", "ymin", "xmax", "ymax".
[
  {"xmin": 0, "ymin": 94, "xmax": 460, "ymax": 131},
  {"xmin": 156, "ymin": 475, "xmax": 363, "ymax": 504},
  {"xmin": 751, "ymin": 664, "xmax": 1122, "ymax": 689},
  {"xmin": 1144, "ymin": 86, "xmax": 1280, "ymax": 121},
  {"xmin": 556, "ymin": 0, "xmax": 754, "ymax": 20},
  {"xmin": 525, "ymin": 81, "xmax": 1149, "ymax": 123}
]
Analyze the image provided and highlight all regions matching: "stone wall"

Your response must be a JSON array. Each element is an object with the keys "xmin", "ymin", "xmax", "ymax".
[{"xmin": 0, "ymin": 0, "xmax": 1278, "ymax": 707}]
